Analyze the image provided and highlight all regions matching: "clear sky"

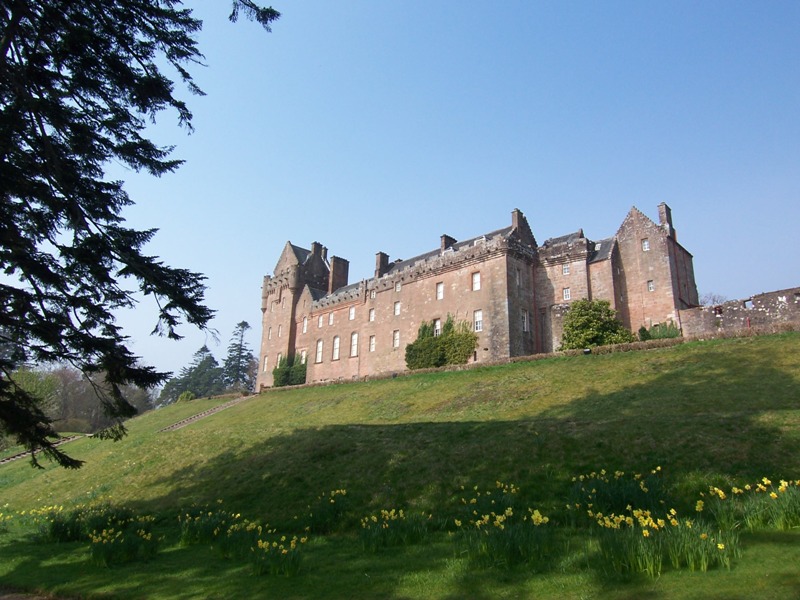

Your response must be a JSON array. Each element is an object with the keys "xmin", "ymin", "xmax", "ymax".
[{"xmin": 111, "ymin": 0, "xmax": 800, "ymax": 377}]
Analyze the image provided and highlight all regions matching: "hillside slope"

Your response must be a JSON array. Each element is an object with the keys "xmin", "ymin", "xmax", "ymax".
[{"xmin": 2, "ymin": 333, "xmax": 799, "ymax": 525}]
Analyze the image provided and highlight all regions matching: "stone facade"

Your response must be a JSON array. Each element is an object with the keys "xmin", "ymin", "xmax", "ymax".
[{"xmin": 257, "ymin": 204, "xmax": 699, "ymax": 388}]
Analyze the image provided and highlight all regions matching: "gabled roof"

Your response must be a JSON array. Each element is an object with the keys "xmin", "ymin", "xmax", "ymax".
[{"xmin": 290, "ymin": 243, "xmax": 311, "ymax": 264}]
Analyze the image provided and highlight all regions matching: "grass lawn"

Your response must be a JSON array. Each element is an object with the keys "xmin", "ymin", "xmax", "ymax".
[{"xmin": 1, "ymin": 332, "xmax": 799, "ymax": 598}]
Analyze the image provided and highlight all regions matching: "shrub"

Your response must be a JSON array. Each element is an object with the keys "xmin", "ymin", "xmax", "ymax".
[
  {"xmin": 405, "ymin": 315, "xmax": 477, "ymax": 370},
  {"xmin": 177, "ymin": 390, "xmax": 196, "ymax": 402},
  {"xmin": 560, "ymin": 299, "xmax": 635, "ymax": 350},
  {"xmin": 273, "ymin": 356, "xmax": 306, "ymax": 387}
]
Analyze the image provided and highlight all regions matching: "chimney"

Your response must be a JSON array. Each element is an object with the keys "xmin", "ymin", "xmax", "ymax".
[
  {"xmin": 658, "ymin": 203, "xmax": 675, "ymax": 239},
  {"xmin": 512, "ymin": 208, "xmax": 523, "ymax": 230},
  {"xmin": 375, "ymin": 251, "xmax": 389, "ymax": 278},
  {"xmin": 440, "ymin": 234, "xmax": 456, "ymax": 252},
  {"xmin": 328, "ymin": 256, "xmax": 349, "ymax": 293},
  {"xmin": 310, "ymin": 241, "xmax": 323, "ymax": 258}
]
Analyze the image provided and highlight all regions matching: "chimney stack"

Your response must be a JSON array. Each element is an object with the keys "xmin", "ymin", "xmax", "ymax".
[
  {"xmin": 328, "ymin": 256, "xmax": 349, "ymax": 293},
  {"xmin": 440, "ymin": 234, "xmax": 457, "ymax": 251},
  {"xmin": 375, "ymin": 251, "xmax": 389, "ymax": 278},
  {"xmin": 658, "ymin": 203, "xmax": 675, "ymax": 239}
]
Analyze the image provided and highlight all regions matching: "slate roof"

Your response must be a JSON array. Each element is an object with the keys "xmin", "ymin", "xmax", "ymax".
[
  {"xmin": 588, "ymin": 237, "xmax": 614, "ymax": 264},
  {"xmin": 540, "ymin": 230, "xmax": 584, "ymax": 247},
  {"xmin": 384, "ymin": 226, "xmax": 513, "ymax": 276},
  {"xmin": 290, "ymin": 243, "xmax": 311, "ymax": 264}
]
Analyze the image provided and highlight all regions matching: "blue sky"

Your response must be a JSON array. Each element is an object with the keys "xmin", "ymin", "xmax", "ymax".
[{"xmin": 112, "ymin": 0, "xmax": 800, "ymax": 377}]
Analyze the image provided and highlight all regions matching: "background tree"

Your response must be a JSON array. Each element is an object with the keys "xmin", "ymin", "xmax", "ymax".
[
  {"xmin": 222, "ymin": 321, "xmax": 256, "ymax": 392},
  {"xmin": 158, "ymin": 345, "xmax": 225, "ymax": 405},
  {"xmin": 700, "ymin": 292, "xmax": 728, "ymax": 306},
  {"xmin": 0, "ymin": 2, "xmax": 278, "ymax": 467},
  {"xmin": 560, "ymin": 299, "xmax": 636, "ymax": 350}
]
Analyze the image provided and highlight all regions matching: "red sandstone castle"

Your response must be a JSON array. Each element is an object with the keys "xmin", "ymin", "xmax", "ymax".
[{"xmin": 257, "ymin": 204, "xmax": 698, "ymax": 388}]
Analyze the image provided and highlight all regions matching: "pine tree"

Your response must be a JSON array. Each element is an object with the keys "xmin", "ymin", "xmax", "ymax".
[
  {"xmin": 222, "ymin": 321, "xmax": 256, "ymax": 392},
  {"xmin": 0, "ymin": 2, "xmax": 279, "ymax": 467}
]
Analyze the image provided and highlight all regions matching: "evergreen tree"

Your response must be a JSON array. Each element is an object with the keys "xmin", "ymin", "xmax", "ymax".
[
  {"xmin": 0, "ymin": 2, "xmax": 279, "ymax": 467},
  {"xmin": 222, "ymin": 321, "xmax": 256, "ymax": 392},
  {"xmin": 158, "ymin": 345, "xmax": 225, "ymax": 405}
]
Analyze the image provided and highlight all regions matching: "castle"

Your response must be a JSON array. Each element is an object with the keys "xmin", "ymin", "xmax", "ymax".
[{"xmin": 257, "ymin": 204, "xmax": 699, "ymax": 388}]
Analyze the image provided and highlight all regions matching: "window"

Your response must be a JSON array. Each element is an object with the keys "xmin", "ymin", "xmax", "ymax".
[
  {"xmin": 300, "ymin": 350, "xmax": 307, "ymax": 365},
  {"xmin": 349, "ymin": 306, "xmax": 355, "ymax": 320},
  {"xmin": 263, "ymin": 356, "xmax": 268, "ymax": 373},
  {"xmin": 315, "ymin": 340, "xmax": 323, "ymax": 363},
  {"xmin": 278, "ymin": 324, "xmax": 282, "ymax": 338},
  {"xmin": 642, "ymin": 238, "xmax": 650, "ymax": 252},
  {"xmin": 562, "ymin": 264, "xmax": 570, "ymax": 275},
  {"xmin": 350, "ymin": 332, "xmax": 358, "ymax": 357},
  {"xmin": 522, "ymin": 309, "xmax": 529, "ymax": 332},
  {"xmin": 328, "ymin": 313, "xmax": 334, "ymax": 325},
  {"xmin": 392, "ymin": 330, "xmax": 400, "ymax": 348},
  {"xmin": 433, "ymin": 318, "xmax": 442, "ymax": 337},
  {"xmin": 369, "ymin": 335, "xmax": 376, "ymax": 352},
  {"xmin": 318, "ymin": 315, "xmax": 323, "ymax": 328},
  {"xmin": 395, "ymin": 281, "xmax": 402, "ymax": 292},
  {"xmin": 474, "ymin": 310, "xmax": 483, "ymax": 332},
  {"xmin": 332, "ymin": 336, "xmax": 340, "ymax": 360},
  {"xmin": 370, "ymin": 289, "xmax": 376, "ymax": 299},
  {"xmin": 563, "ymin": 287, "xmax": 571, "ymax": 301},
  {"xmin": 369, "ymin": 308, "xmax": 375, "ymax": 322},
  {"xmin": 276, "ymin": 353, "xmax": 282, "ymax": 367},
  {"xmin": 268, "ymin": 326, "xmax": 272, "ymax": 340},
  {"xmin": 516, "ymin": 268, "xmax": 521, "ymax": 287},
  {"xmin": 281, "ymin": 297, "xmax": 285, "ymax": 308},
  {"xmin": 302, "ymin": 316, "xmax": 308, "ymax": 334},
  {"xmin": 647, "ymin": 280, "xmax": 655, "ymax": 292},
  {"xmin": 436, "ymin": 282, "xmax": 444, "ymax": 300},
  {"xmin": 472, "ymin": 272, "xmax": 481, "ymax": 291},
  {"xmin": 394, "ymin": 301, "xmax": 401, "ymax": 316}
]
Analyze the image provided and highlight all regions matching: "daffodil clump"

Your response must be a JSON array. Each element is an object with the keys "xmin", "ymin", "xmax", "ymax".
[
  {"xmin": 568, "ymin": 467, "xmax": 666, "ymax": 522},
  {"xmin": 454, "ymin": 482, "xmax": 554, "ymax": 570},
  {"xmin": 250, "ymin": 533, "xmax": 309, "ymax": 576},
  {"xmin": 0, "ymin": 507, "xmax": 13, "ymax": 533},
  {"xmin": 306, "ymin": 488, "xmax": 348, "ymax": 534},
  {"xmin": 359, "ymin": 508, "xmax": 431, "ymax": 551},
  {"xmin": 25, "ymin": 503, "xmax": 136, "ymax": 545},
  {"xmin": 88, "ymin": 516, "xmax": 160, "ymax": 566},
  {"xmin": 178, "ymin": 503, "xmax": 242, "ymax": 546},
  {"xmin": 589, "ymin": 504, "xmax": 738, "ymax": 577},
  {"xmin": 703, "ymin": 477, "xmax": 800, "ymax": 531}
]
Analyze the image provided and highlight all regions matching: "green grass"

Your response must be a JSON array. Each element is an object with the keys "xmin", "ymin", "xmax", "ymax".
[{"xmin": 2, "ymin": 333, "xmax": 800, "ymax": 598}]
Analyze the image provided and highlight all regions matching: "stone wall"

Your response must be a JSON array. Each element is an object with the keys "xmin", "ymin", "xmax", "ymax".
[{"xmin": 680, "ymin": 287, "xmax": 800, "ymax": 336}]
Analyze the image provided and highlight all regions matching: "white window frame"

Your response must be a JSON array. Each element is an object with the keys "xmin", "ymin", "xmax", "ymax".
[
  {"xmin": 369, "ymin": 308, "xmax": 375, "ymax": 322},
  {"xmin": 315, "ymin": 340, "xmax": 323, "ymax": 363},
  {"xmin": 263, "ymin": 356, "xmax": 268, "ymax": 372},
  {"xmin": 302, "ymin": 316, "xmax": 308, "ymax": 334},
  {"xmin": 332, "ymin": 335, "xmax": 340, "ymax": 360},
  {"xmin": 522, "ymin": 309, "xmax": 529, "ymax": 332},
  {"xmin": 474, "ymin": 310, "xmax": 483, "ymax": 332},
  {"xmin": 300, "ymin": 350, "xmax": 307, "ymax": 365},
  {"xmin": 278, "ymin": 324, "xmax": 282, "ymax": 338},
  {"xmin": 394, "ymin": 301, "xmax": 401, "ymax": 316},
  {"xmin": 268, "ymin": 326, "xmax": 272, "ymax": 340},
  {"xmin": 563, "ymin": 287, "xmax": 571, "ymax": 301},
  {"xmin": 642, "ymin": 238, "xmax": 650, "ymax": 252},
  {"xmin": 318, "ymin": 315, "xmax": 323, "ymax": 328},
  {"xmin": 395, "ymin": 281, "xmax": 402, "ymax": 292},
  {"xmin": 349, "ymin": 306, "xmax": 355, "ymax": 320},
  {"xmin": 647, "ymin": 280, "xmax": 655, "ymax": 292},
  {"xmin": 433, "ymin": 318, "xmax": 442, "ymax": 337},
  {"xmin": 472, "ymin": 272, "xmax": 481, "ymax": 291},
  {"xmin": 350, "ymin": 332, "xmax": 358, "ymax": 357},
  {"xmin": 562, "ymin": 264, "xmax": 570, "ymax": 275},
  {"xmin": 369, "ymin": 335, "xmax": 376, "ymax": 352},
  {"xmin": 328, "ymin": 312, "xmax": 334, "ymax": 326},
  {"xmin": 436, "ymin": 282, "xmax": 444, "ymax": 300},
  {"xmin": 392, "ymin": 330, "xmax": 400, "ymax": 348},
  {"xmin": 370, "ymin": 289, "xmax": 376, "ymax": 299}
]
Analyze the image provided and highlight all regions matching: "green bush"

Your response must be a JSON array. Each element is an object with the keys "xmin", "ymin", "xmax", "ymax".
[
  {"xmin": 405, "ymin": 315, "xmax": 477, "ymax": 370},
  {"xmin": 272, "ymin": 356, "xmax": 307, "ymax": 387},
  {"xmin": 561, "ymin": 299, "xmax": 635, "ymax": 350}
]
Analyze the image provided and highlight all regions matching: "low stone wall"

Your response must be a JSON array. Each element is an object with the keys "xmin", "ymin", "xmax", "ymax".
[{"xmin": 680, "ymin": 287, "xmax": 800, "ymax": 337}]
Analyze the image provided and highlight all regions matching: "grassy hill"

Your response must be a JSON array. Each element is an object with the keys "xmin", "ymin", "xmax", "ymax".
[{"xmin": 1, "ymin": 332, "xmax": 800, "ymax": 598}]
